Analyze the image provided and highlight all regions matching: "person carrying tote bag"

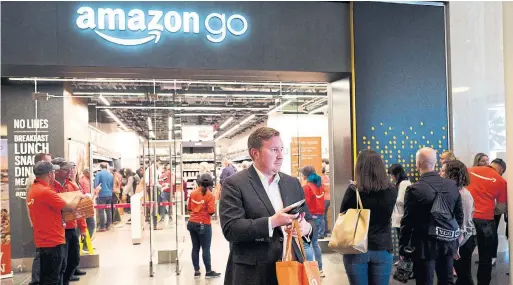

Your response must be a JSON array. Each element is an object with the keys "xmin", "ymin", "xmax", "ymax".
[
  {"xmin": 329, "ymin": 185, "xmax": 370, "ymax": 254},
  {"xmin": 276, "ymin": 219, "xmax": 321, "ymax": 285},
  {"xmin": 332, "ymin": 150, "xmax": 398, "ymax": 285}
]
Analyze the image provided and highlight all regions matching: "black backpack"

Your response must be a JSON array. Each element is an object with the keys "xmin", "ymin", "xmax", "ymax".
[{"xmin": 426, "ymin": 179, "xmax": 460, "ymax": 242}]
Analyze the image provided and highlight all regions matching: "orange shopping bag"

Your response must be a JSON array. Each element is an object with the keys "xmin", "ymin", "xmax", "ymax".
[{"xmin": 276, "ymin": 220, "xmax": 321, "ymax": 285}]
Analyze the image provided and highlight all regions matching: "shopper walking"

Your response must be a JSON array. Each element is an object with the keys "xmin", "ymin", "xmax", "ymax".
[
  {"xmin": 94, "ymin": 163, "xmax": 114, "ymax": 232},
  {"xmin": 491, "ymin": 159, "xmax": 507, "ymax": 265},
  {"xmin": 27, "ymin": 161, "xmax": 88, "ymax": 285},
  {"xmin": 467, "ymin": 159, "xmax": 507, "ymax": 285},
  {"xmin": 399, "ymin": 148, "xmax": 463, "ymax": 285},
  {"xmin": 341, "ymin": 150, "xmax": 398, "ymax": 285},
  {"xmin": 440, "ymin": 160, "xmax": 475, "ymax": 285},
  {"xmin": 27, "ymin": 153, "xmax": 52, "ymax": 285},
  {"xmin": 301, "ymin": 166, "xmax": 325, "ymax": 276},
  {"xmin": 187, "ymin": 173, "xmax": 221, "ymax": 279}
]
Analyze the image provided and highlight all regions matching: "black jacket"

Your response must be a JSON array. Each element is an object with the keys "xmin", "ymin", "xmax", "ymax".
[
  {"xmin": 219, "ymin": 165, "xmax": 315, "ymax": 285},
  {"xmin": 399, "ymin": 171, "xmax": 464, "ymax": 260}
]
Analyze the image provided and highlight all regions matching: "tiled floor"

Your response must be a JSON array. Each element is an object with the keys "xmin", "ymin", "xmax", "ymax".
[{"xmin": 10, "ymin": 216, "xmax": 513, "ymax": 285}]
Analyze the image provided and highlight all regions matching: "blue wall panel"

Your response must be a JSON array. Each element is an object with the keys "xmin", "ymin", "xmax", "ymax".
[{"xmin": 354, "ymin": 2, "xmax": 449, "ymax": 180}]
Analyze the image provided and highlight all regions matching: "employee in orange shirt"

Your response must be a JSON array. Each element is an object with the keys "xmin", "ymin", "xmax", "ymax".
[
  {"xmin": 52, "ymin": 158, "xmax": 88, "ymax": 285},
  {"xmin": 467, "ymin": 160, "xmax": 507, "ymax": 285},
  {"xmin": 27, "ymin": 161, "xmax": 87, "ymax": 285},
  {"xmin": 187, "ymin": 173, "xmax": 221, "ymax": 279}
]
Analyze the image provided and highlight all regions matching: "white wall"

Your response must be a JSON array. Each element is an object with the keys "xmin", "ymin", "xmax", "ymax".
[
  {"xmin": 267, "ymin": 114, "xmax": 330, "ymax": 175},
  {"xmin": 449, "ymin": 2, "xmax": 507, "ymax": 165},
  {"xmin": 112, "ymin": 131, "xmax": 140, "ymax": 170}
]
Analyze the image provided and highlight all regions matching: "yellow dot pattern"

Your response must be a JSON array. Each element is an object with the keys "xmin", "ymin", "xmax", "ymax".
[{"xmin": 359, "ymin": 122, "xmax": 449, "ymax": 181}]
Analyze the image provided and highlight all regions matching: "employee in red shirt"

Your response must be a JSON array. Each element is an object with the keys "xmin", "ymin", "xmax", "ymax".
[
  {"xmin": 467, "ymin": 160, "xmax": 507, "ymax": 285},
  {"xmin": 301, "ymin": 166, "xmax": 325, "ymax": 273},
  {"xmin": 52, "ymin": 158, "xmax": 88, "ymax": 285},
  {"xmin": 187, "ymin": 173, "xmax": 221, "ymax": 279},
  {"xmin": 27, "ymin": 161, "xmax": 87, "ymax": 285}
]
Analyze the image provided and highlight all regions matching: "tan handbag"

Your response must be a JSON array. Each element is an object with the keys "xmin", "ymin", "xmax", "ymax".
[{"xmin": 328, "ymin": 187, "xmax": 370, "ymax": 254}]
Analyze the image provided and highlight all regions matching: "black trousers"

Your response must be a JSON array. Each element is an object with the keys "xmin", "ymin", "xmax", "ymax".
[
  {"xmin": 63, "ymin": 229, "xmax": 80, "ymax": 285},
  {"xmin": 474, "ymin": 218, "xmax": 496, "ymax": 285},
  {"xmin": 29, "ymin": 249, "xmax": 41, "ymax": 284},
  {"xmin": 454, "ymin": 235, "xmax": 476, "ymax": 285},
  {"xmin": 39, "ymin": 244, "xmax": 66, "ymax": 285},
  {"xmin": 414, "ymin": 254, "xmax": 454, "ymax": 285},
  {"xmin": 493, "ymin": 214, "xmax": 502, "ymax": 259}
]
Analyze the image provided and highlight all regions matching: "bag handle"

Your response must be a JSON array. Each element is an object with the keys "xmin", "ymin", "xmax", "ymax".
[
  {"xmin": 354, "ymin": 187, "xmax": 363, "ymax": 209},
  {"xmin": 283, "ymin": 220, "xmax": 307, "ymax": 262}
]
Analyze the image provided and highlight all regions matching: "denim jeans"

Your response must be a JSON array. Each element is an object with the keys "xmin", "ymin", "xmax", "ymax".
[
  {"xmin": 97, "ymin": 197, "xmax": 112, "ymax": 229},
  {"xmin": 312, "ymin": 215, "xmax": 324, "ymax": 270},
  {"xmin": 323, "ymin": 200, "xmax": 331, "ymax": 235},
  {"xmin": 474, "ymin": 218, "xmax": 496, "ymax": 285},
  {"xmin": 303, "ymin": 242, "xmax": 315, "ymax": 262},
  {"xmin": 39, "ymin": 244, "xmax": 66, "ymax": 285},
  {"xmin": 187, "ymin": 222, "xmax": 212, "ymax": 272},
  {"xmin": 454, "ymin": 235, "xmax": 476, "ymax": 285},
  {"xmin": 29, "ymin": 249, "xmax": 40, "ymax": 284},
  {"xmin": 343, "ymin": 250, "xmax": 393, "ymax": 285},
  {"xmin": 160, "ymin": 191, "xmax": 172, "ymax": 217},
  {"xmin": 414, "ymin": 254, "xmax": 454, "ymax": 285},
  {"xmin": 63, "ymin": 229, "xmax": 80, "ymax": 285}
]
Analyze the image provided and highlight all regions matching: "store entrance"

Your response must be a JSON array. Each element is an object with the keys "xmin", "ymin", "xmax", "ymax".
[{"xmin": 4, "ymin": 77, "xmax": 345, "ymax": 283}]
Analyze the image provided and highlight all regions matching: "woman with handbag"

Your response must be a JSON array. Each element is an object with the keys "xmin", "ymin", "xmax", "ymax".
[
  {"xmin": 187, "ymin": 173, "xmax": 221, "ymax": 279},
  {"xmin": 440, "ymin": 160, "xmax": 475, "ymax": 285},
  {"xmin": 340, "ymin": 150, "xmax": 398, "ymax": 285}
]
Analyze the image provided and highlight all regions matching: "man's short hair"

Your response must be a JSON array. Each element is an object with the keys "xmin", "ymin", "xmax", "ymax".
[
  {"xmin": 491, "ymin": 158, "xmax": 507, "ymax": 172},
  {"xmin": 34, "ymin": 153, "xmax": 51, "ymax": 162},
  {"xmin": 100, "ymin": 162, "xmax": 108, "ymax": 169},
  {"xmin": 322, "ymin": 158, "xmax": 330, "ymax": 165},
  {"xmin": 247, "ymin": 127, "xmax": 280, "ymax": 159}
]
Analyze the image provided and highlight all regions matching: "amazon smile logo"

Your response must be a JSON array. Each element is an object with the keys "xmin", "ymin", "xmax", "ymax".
[{"xmin": 76, "ymin": 7, "xmax": 248, "ymax": 46}]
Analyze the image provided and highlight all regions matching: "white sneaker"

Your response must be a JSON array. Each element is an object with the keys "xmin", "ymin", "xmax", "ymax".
[
  {"xmin": 492, "ymin": 258, "xmax": 497, "ymax": 266},
  {"xmin": 320, "ymin": 270, "xmax": 326, "ymax": 278}
]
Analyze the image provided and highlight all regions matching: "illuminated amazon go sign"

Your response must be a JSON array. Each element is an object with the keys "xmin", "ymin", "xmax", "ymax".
[{"xmin": 75, "ymin": 7, "xmax": 248, "ymax": 46}]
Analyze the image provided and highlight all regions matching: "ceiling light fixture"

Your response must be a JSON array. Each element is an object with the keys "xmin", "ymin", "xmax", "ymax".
[
  {"xmin": 149, "ymin": 131, "xmax": 156, "ymax": 139},
  {"xmin": 9, "ymin": 77, "xmax": 327, "ymax": 87},
  {"xmin": 219, "ymin": 117, "xmax": 234, "ymax": 130},
  {"xmin": 215, "ymin": 115, "xmax": 255, "ymax": 142},
  {"xmin": 308, "ymin": 104, "xmax": 328, "ymax": 115},
  {"xmin": 174, "ymin": 113, "xmax": 222, "ymax": 116},
  {"xmin": 147, "ymin": 117, "xmax": 153, "ymax": 131},
  {"xmin": 282, "ymin": 94, "xmax": 327, "ymax": 99},
  {"xmin": 96, "ymin": 106, "xmax": 269, "ymax": 111},
  {"xmin": 168, "ymin": 117, "xmax": 173, "ymax": 130},
  {"xmin": 139, "ymin": 136, "xmax": 145, "ymax": 142},
  {"xmin": 104, "ymin": 109, "xmax": 129, "ymax": 131},
  {"xmin": 267, "ymin": 100, "xmax": 293, "ymax": 115},
  {"xmin": 98, "ymin": 95, "xmax": 110, "ymax": 106},
  {"xmin": 74, "ymin": 92, "xmax": 146, "ymax": 96},
  {"xmin": 168, "ymin": 131, "xmax": 173, "ymax": 140}
]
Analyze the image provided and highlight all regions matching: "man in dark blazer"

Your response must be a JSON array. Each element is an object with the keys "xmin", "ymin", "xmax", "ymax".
[
  {"xmin": 220, "ymin": 127, "xmax": 315, "ymax": 285},
  {"xmin": 399, "ymin": 147, "xmax": 464, "ymax": 285}
]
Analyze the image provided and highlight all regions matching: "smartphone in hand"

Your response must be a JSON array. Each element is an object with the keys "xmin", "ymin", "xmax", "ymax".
[{"xmin": 286, "ymin": 199, "xmax": 306, "ymax": 215}]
